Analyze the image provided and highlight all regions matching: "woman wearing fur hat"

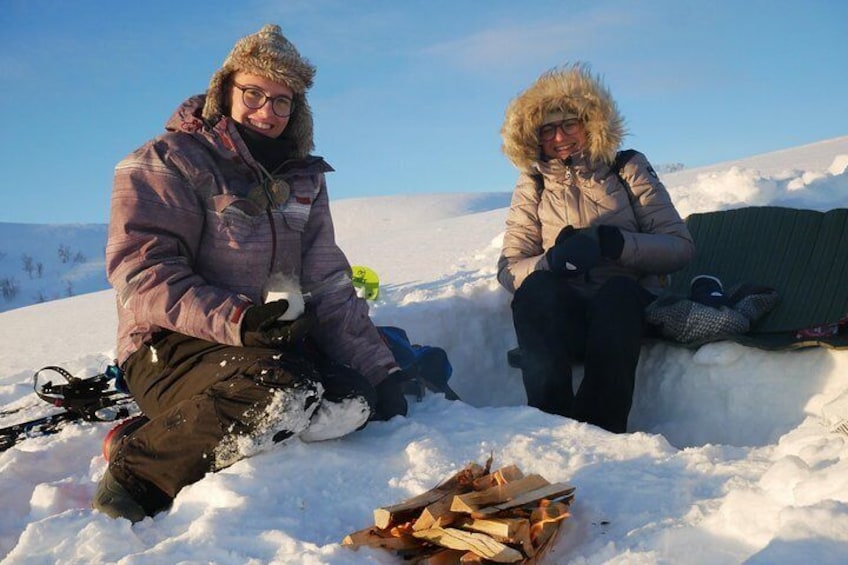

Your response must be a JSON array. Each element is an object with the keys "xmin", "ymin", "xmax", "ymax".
[
  {"xmin": 498, "ymin": 63, "xmax": 694, "ymax": 433},
  {"xmin": 93, "ymin": 24, "xmax": 409, "ymax": 522}
]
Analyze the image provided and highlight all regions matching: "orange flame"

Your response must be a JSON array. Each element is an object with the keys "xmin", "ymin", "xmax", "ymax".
[{"xmin": 529, "ymin": 500, "xmax": 570, "ymax": 544}]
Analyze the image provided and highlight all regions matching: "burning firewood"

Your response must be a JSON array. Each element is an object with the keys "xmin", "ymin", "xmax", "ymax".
[
  {"xmin": 373, "ymin": 462, "xmax": 488, "ymax": 529},
  {"xmin": 342, "ymin": 459, "xmax": 575, "ymax": 563}
]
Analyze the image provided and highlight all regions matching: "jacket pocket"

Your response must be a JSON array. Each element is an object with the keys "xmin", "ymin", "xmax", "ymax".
[
  {"xmin": 281, "ymin": 176, "xmax": 317, "ymax": 232},
  {"xmin": 206, "ymin": 195, "xmax": 267, "ymax": 248}
]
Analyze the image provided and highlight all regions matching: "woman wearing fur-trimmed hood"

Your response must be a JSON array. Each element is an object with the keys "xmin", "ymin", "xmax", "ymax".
[
  {"xmin": 498, "ymin": 63, "xmax": 694, "ymax": 433},
  {"xmin": 501, "ymin": 62, "xmax": 625, "ymax": 171}
]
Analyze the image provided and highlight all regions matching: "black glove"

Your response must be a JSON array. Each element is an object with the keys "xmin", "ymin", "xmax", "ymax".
[
  {"xmin": 372, "ymin": 370, "xmax": 409, "ymax": 421},
  {"xmin": 545, "ymin": 226, "xmax": 601, "ymax": 277},
  {"xmin": 598, "ymin": 225, "xmax": 625, "ymax": 259},
  {"xmin": 241, "ymin": 300, "xmax": 314, "ymax": 349}
]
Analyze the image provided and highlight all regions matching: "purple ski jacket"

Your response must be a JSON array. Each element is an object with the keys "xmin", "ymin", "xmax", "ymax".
[{"xmin": 106, "ymin": 96, "xmax": 396, "ymax": 385}]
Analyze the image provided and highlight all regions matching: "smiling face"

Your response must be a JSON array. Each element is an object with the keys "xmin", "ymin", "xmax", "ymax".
[
  {"xmin": 539, "ymin": 118, "xmax": 588, "ymax": 160},
  {"xmin": 227, "ymin": 71, "xmax": 294, "ymax": 138}
]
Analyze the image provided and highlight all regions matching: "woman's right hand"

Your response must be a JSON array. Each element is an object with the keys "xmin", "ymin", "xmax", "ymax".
[{"xmin": 240, "ymin": 300, "xmax": 314, "ymax": 348}]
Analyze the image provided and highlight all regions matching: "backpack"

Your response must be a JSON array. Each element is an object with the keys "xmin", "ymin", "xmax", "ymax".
[{"xmin": 377, "ymin": 326, "xmax": 459, "ymax": 401}]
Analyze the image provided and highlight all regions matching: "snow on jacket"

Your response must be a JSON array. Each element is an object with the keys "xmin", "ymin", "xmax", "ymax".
[
  {"xmin": 497, "ymin": 64, "xmax": 695, "ymax": 295},
  {"xmin": 106, "ymin": 95, "xmax": 396, "ymax": 385}
]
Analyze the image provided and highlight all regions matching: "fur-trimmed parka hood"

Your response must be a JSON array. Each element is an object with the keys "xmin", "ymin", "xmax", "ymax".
[{"xmin": 501, "ymin": 63, "xmax": 626, "ymax": 172}]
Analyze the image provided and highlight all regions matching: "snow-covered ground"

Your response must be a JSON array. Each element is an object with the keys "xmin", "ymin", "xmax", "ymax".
[{"xmin": 1, "ymin": 136, "xmax": 847, "ymax": 563}]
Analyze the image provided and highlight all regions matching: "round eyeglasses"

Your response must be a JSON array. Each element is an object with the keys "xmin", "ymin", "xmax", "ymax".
[
  {"xmin": 539, "ymin": 119, "xmax": 581, "ymax": 141},
  {"xmin": 232, "ymin": 82, "xmax": 295, "ymax": 118}
]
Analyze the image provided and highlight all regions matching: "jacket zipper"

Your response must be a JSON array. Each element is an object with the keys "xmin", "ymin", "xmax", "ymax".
[
  {"xmin": 260, "ymin": 181, "xmax": 278, "ymax": 276},
  {"xmin": 563, "ymin": 164, "xmax": 574, "ymax": 227}
]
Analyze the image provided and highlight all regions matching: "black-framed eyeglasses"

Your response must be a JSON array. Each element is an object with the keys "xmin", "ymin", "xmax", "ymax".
[
  {"xmin": 539, "ymin": 119, "xmax": 581, "ymax": 141},
  {"xmin": 232, "ymin": 81, "xmax": 295, "ymax": 117}
]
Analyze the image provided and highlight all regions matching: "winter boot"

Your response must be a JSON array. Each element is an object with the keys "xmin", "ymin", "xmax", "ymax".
[
  {"xmin": 299, "ymin": 395, "xmax": 371, "ymax": 442},
  {"xmin": 91, "ymin": 469, "xmax": 147, "ymax": 523},
  {"xmin": 102, "ymin": 415, "xmax": 150, "ymax": 462}
]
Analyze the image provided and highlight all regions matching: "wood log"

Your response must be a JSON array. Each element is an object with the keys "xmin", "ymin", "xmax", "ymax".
[
  {"xmin": 525, "ymin": 526, "xmax": 562, "ymax": 565},
  {"xmin": 470, "ymin": 464, "xmax": 525, "ymax": 491},
  {"xmin": 341, "ymin": 526, "xmax": 420, "ymax": 551},
  {"xmin": 411, "ymin": 548, "xmax": 466, "ymax": 564},
  {"xmin": 413, "ymin": 492, "xmax": 460, "ymax": 531},
  {"xmin": 374, "ymin": 462, "xmax": 486, "ymax": 529},
  {"xmin": 451, "ymin": 474, "xmax": 550, "ymax": 514},
  {"xmin": 471, "ymin": 483, "xmax": 575, "ymax": 518},
  {"xmin": 412, "ymin": 527, "xmax": 524, "ymax": 563},
  {"xmin": 458, "ymin": 516, "xmax": 533, "ymax": 557},
  {"xmin": 456, "ymin": 516, "xmax": 528, "ymax": 540},
  {"xmin": 414, "ymin": 463, "xmax": 527, "ymax": 531}
]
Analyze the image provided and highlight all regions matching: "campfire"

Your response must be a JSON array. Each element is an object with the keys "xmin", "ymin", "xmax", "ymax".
[{"xmin": 343, "ymin": 457, "xmax": 575, "ymax": 563}]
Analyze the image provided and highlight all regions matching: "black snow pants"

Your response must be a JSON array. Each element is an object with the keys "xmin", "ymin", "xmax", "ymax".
[
  {"xmin": 109, "ymin": 331, "xmax": 376, "ymax": 515},
  {"xmin": 511, "ymin": 271, "xmax": 655, "ymax": 433}
]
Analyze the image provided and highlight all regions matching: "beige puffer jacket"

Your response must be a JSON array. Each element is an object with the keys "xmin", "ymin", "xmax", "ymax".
[{"xmin": 497, "ymin": 64, "xmax": 695, "ymax": 296}]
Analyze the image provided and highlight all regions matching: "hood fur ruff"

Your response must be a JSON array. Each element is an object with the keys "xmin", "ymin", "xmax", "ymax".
[
  {"xmin": 501, "ymin": 63, "xmax": 626, "ymax": 172},
  {"xmin": 202, "ymin": 24, "xmax": 316, "ymax": 158}
]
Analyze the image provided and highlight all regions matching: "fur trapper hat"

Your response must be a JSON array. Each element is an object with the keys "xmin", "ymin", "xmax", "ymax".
[
  {"xmin": 202, "ymin": 24, "xmax": 316, "ymax": 157},
  {"xmin": 501, "ymin": 62, "xmax": 626, "ymax": 172}
]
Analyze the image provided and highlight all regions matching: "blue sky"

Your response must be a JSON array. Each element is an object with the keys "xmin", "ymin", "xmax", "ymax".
[{"xmin": 2, "ymin": 0, "xmax": 846, "ymax": 224}]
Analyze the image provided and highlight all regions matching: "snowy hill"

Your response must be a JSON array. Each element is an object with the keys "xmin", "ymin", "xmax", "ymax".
[
  {"xmin": 1, "ymin": 136, "xmax": 848, "ymax": 563},
  {"xmin": 0, "ymin": 223, "xmax": 107, "ymax": 313},
  {"xmin": 4, "ymin": 137, "xmax": 848, "ymax": 315}
]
